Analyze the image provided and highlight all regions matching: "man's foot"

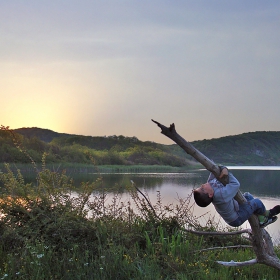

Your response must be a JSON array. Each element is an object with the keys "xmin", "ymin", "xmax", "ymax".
[
  {"xmin": 260, "ymin": 216, "xmax": 277, "ymax": 228},
  {"xmin": 268, "ymin": 205, "xmax": 280, "ymax": 218}
]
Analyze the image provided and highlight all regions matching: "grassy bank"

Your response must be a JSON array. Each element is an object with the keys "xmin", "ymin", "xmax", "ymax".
[
  {"xmin": 0, "ymin": 163, "xmax": 202, "ymax": 174},
  {"xmin": 0, "ymin": 164, "xmax": 279, "ymax": 279},
  {"xmin": 1, "ymin": 225, "xmax": 279, "ymax": 280}
]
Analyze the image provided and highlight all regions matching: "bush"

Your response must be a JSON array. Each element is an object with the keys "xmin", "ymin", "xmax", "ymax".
[{"xmin": 0, "ymin": 165, "xmax": 279, "ymax": 279}]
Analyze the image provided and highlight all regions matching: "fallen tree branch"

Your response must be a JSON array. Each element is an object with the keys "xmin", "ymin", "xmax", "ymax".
[
  {"xmin": 151, "ymin": 119, "xmax": 227, "ymax": 184},
  {"xmin": 152, "ymin": 119, "xmax": 280, "ymax": 270},
  {"xmin": 196, "ymin": 245, "xmax": 252, "ymax": 253},
  {"xmin": 217, "ymin": 259, "xmax": 257, "ymax": 267},
  {"xmin": 182, "ymin": 228, "xmax": 251, "ymax": 236}
]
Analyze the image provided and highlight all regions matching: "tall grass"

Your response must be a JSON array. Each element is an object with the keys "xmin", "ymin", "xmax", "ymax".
[
  {"xmin": 0, "ymin": 163, "xmax": 194, "ymax": 174},
  {"xmin": 0, "ymin": 164, "xmax": 279, "ymax": 279}
]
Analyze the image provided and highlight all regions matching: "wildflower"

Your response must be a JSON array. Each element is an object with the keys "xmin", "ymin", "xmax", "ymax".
[
  {"xmin": 84, "ymin": 263, "xmax": 89, "ymax": 266},
  {"xmin": 37, "ymin": 254, "xmax": 44, "ymax": 258}
]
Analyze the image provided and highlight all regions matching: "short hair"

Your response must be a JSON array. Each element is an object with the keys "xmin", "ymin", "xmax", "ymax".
[{"xmin": 193, "ymin": 189, "xmax": 213, "ymax": 207}]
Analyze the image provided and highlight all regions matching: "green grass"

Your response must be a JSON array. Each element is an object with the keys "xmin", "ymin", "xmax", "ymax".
[
  {"xmin": 0, "ymin": 164, "xmax": 279, "ymax": 279},
  {"xmin": 0, "ymin": 228, "xmax": 279, "ymax": 280},
  {"xmin": 0, "ymin": 163, "xmax": 199, "ymax": 174},
  {"xmin": 94, "ymin": 164, "xmax": 196, "ymax": 173}
]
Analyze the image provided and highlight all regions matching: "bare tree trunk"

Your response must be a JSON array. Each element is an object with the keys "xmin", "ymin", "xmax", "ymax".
[{"xmin": 152, "ymin": 119, "xmax": 280, "ymax": 270}]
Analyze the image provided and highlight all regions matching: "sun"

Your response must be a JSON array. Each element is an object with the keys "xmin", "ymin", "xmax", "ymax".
[{"xmin": 1, "ymin": 76, "xmax": 73, "ymax": 133}]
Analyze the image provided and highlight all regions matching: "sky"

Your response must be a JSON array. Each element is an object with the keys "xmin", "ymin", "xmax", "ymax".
[{"xmin": 1, "ymin": 1, "xmax": 280, "ymax": 144}]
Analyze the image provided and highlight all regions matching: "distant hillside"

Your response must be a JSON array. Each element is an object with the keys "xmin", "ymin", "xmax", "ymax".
[
  {"xmin": 14, "ymin": 127, "xmax": 168, "ymax": 153},
  {"xmin": 1, "ymin": 128, "xmax": 186, "ymax": 167},
  {"xmin": 4, "ymin": 127, "xmax": 280, "ymax": 166},
  {"xmin": 14, "ymin": 127, "xmax": 73, "ymax": 143},
  {"xmin": 189, "ymin": 131, "xmax": 280, "ymax": 165}
]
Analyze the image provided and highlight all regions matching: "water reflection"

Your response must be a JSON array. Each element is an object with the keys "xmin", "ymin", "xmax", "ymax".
[
  {"xmin": 75, "ymin": 168, "xmax": 280, "ymax": 243},
  {"xmin": 232, "ymin": 169, "xmax": 280, "ymax": 197},
  {"xmin": 3, "ymin": 166, "xmax": 280, "ymax": 242},
  {"xmin": 70, "ymin": 171, "xmax": 206, "ymax": 192},
  {"xmin": 71, "ymin": 169, "xmax": 280, "ymax": 198}
]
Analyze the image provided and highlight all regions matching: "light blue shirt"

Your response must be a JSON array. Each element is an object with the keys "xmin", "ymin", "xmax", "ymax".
[{"xmin": 208, "ymin": 172, "xmax": 240, "ymax": 224}]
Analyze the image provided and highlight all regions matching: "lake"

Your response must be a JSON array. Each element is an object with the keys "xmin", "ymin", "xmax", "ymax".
[
  {"xmin": 5, "ymin": 165, "xmax": 280, "ymax": 243},
  {"xmin": 70, "ymin": 166, "xmax": 280, "ymax": 243}
]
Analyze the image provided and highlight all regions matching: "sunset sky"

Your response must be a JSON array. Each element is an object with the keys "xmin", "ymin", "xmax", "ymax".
[{"xmin": 1, "ymin": 1, "xmax": 280, "ymax": 144}]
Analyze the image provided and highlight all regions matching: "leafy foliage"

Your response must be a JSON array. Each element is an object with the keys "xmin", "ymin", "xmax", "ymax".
[
  {"xmin": 0, "ymin": 164, "xmax": 279, "ymax": 279},
  {"xmin": 0, "ymin": 128, "xmax": 188, "ymax": 166},
  {"xmin": 0, "ymin": 164, "xmax": 96, "ymax": 251}
]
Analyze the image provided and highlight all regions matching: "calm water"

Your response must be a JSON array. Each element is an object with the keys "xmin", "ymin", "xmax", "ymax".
[
  {"xmin": 8, "ymin": 166, "xmax": 280, "ymax": 243},
  {"xmin": 71, "ymin": 166, "xmax": 280, "ymax": 243}
]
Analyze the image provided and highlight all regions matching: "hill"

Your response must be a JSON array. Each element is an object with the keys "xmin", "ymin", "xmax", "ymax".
[
  {"xmin": 0, "ymin": 128, "xmax": 186, "ymax": 166},
  {"xmin": 1, "ymin": 127, "xmax": 279, "ymax": 166},
  {"xmin": 14, "ymin": 127, "xmax": 73, "ymax": 142},
  {"xmin": 190, "ymin": 131, "xmax": 280, "ymax": 165}
]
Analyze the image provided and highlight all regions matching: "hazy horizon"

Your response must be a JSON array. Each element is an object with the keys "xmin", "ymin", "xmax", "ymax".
[
  {"xmin": 13, "ymin": 125, "xmax": 280, "ymax": 144},
  {"xmin": 1, "ymin": 1, "xmax": 280, "ymax": 144}
]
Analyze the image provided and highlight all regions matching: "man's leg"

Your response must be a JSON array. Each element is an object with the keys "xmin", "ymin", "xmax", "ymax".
[
  {"xmin": 243, "ymin": 193, "xmax": 269, "ymax": 221},
  {"xmin": 230, "ymin": 200, "xmax": 263, "ymax": 227},
  {"xmin": 243, "ymin": 192, "xmax": 254, "ymax": 201},
  {"xmin": 239, "ymin": 193, "xmax": 278, "ymax": 227}
]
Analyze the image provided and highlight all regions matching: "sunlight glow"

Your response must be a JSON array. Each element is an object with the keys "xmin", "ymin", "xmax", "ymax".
[{"xmin": 1, "ymin": 62, "xmax": 106, "ymax": 135}]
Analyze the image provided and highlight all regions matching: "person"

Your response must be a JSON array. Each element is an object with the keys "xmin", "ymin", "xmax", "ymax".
[{"xmin": 193, "ymin": 166, "xmax": 280, "ymax": 228}]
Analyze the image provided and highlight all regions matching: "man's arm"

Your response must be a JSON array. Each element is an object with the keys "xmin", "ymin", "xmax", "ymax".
[
  {"xmin": 208, "ymin": 166, "xmax": 229, "ymax": 184},
  {"xmin": 223, "ymin": 170, "xmax": 240, "ymax": 198},
  {"xmin": 219, "ymin": 166, "xmax": 240, "ymax": 189}
]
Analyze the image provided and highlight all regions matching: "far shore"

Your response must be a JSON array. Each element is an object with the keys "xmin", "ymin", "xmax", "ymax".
[{"xmin": 2, "ymin": 163, "xmax": 280, "ymax": 175}]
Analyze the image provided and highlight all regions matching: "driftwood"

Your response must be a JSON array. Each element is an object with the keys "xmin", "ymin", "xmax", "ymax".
[{"xmin": 152, "ymin": 119, "xmax": 280, "ymax": 270}]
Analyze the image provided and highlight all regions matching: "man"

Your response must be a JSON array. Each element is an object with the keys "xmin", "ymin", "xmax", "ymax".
[{"xmin": 193, "ymin": 166, "xmax": 280, "ymax": 227}]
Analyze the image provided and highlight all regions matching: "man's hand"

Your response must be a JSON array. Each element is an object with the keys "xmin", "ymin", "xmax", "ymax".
[
  {"xmin": 219, "ymin": 167, "xmax": 228, "ymax": 178},
  {"xmin": 218, "ymin": 166, "xmax": 229, "ymax": 185}
]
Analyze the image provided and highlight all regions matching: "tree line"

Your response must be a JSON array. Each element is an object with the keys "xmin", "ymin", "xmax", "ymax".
[
  {"xmin": 0, "ymin": 129, "xmax": 187, "ymax": 167},
  {"xmin": 1, "ymin": 127, "xmax": 280, "ymax": 166}
]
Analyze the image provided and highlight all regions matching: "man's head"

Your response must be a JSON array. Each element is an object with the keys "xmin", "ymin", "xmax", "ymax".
[{"xmin": 193, "ymin": 182, "xmax": 214, "ymax": 207}]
